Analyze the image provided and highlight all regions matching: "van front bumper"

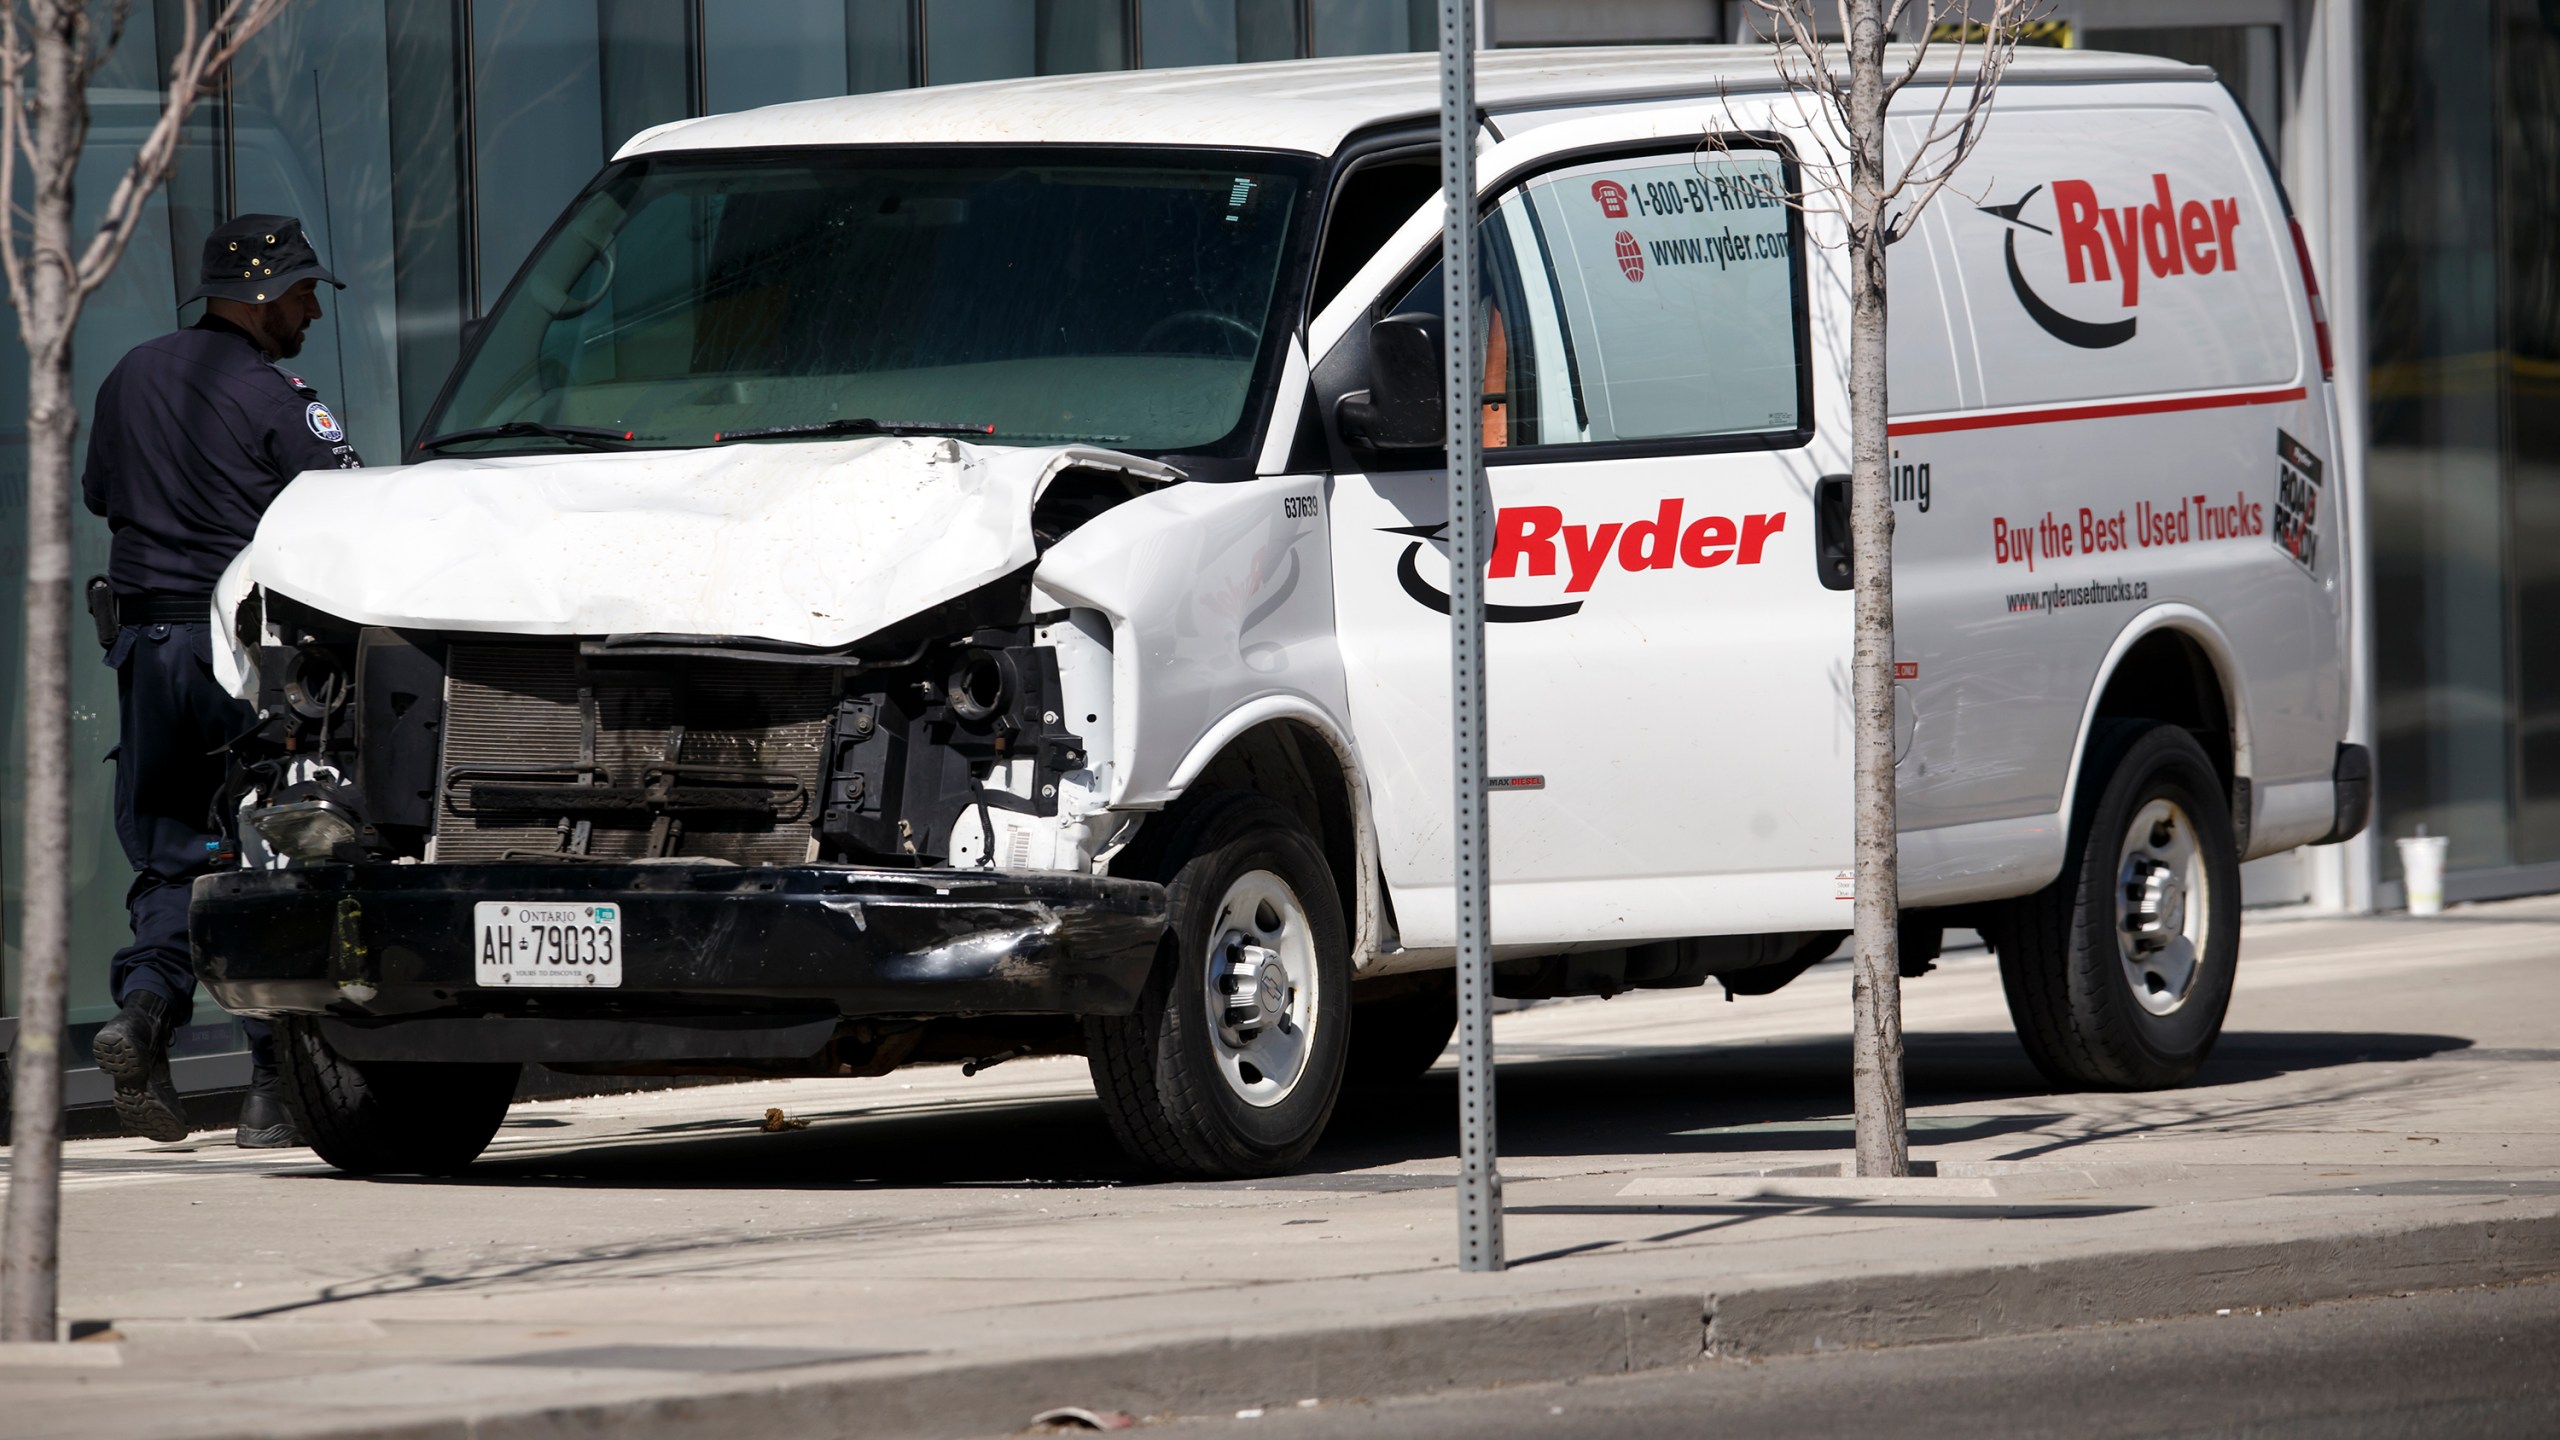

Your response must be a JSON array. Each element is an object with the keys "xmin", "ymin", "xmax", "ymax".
[{"xmin": 193, "ymin": 863, "xmax": 1170, "ymax": 1037}]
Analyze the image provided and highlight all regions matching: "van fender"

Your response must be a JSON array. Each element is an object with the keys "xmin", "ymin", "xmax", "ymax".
[
  {"xmin": 1032, "ymin": 476, "xmax": 1346, "ymax": 797},
  {"xmin": 1167, "ymin": 697, "xmax": 1390, "ymax": 967},
  {"xmin": 1032, "ymin": 478, "xmax": 1381, "ymax": 957},
  {"xmin": 2055, "ymin": 602, "xmax": 2256, "ymax": 848}
]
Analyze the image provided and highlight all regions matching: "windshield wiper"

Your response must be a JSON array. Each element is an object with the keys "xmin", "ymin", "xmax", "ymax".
[
  {"xmin": 415, "ymin": 421, "xmax": 637, "ymax": 453},
  {"xmin": 710, "ymin": 418, "xmax": 996, "ymax": 443}
]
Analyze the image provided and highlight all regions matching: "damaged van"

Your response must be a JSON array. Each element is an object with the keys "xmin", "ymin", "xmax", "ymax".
[{"xmin": 198, "ymin": 47, "xmax": 2366, "ymax": 1178}]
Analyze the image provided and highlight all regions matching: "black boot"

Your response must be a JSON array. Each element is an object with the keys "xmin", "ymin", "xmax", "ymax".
[
  {"xmin": 91, "ymin": 992, "xmax": 189, "ymax": 1142},
  {"xmin": 235, "ymin": 1070, "xmax": 302, "ymax": 1149}
]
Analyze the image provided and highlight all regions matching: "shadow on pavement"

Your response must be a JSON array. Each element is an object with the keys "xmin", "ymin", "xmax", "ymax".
[
  {"xmin": 222, "ymin": 1026, "xmax": 2475, "ymax": 1321},
  {"xmin": 1310, "ymin": 1027, "xmax": 2474, "ymax": 1169},
  {"xmin": 377, "ymin": 1027, "xmax": 2474, "ymax": 1193}
]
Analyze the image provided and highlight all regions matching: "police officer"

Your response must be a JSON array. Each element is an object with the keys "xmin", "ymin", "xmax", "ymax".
[{"xmin": 81, "ymin": 215, "xmax": 362, "ymax": 1146}]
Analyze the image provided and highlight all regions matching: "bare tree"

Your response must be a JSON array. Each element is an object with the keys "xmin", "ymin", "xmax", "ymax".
[
  {"xmin": 3, "ymin": 0, "xmax": 294, "ymax": 1344},
  {"xmin": 1739, "ymin": 0, "xmax": 2044, "ymax": 1177}
]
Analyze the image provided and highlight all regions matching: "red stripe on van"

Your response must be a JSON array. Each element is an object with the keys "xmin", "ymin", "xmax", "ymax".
[{"xmin": 1888, "ymin": 385, "xmax": 2309, "ymax": 437}]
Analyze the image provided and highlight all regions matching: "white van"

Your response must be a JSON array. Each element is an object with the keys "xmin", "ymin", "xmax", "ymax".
[{"xmin": 199, "ymin": 46, "xmax": 2366, "ymax": 1179}]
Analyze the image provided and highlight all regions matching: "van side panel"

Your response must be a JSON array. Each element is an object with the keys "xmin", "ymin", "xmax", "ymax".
[
  {"xmin": 1883, "ymin": 117, "xmax": 1973, "ymax": 419},
  {"xmin": 1890, "ymin": 86, "xmax": 2347, "ymax": 901}
]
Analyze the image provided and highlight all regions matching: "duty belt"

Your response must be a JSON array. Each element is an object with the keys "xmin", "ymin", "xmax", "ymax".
[{"xmin": 117, "ymin": 591, "xmax": 216, "ymax": 625}]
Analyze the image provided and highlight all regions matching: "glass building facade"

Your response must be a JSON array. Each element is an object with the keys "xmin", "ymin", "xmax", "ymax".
[
  {"xmin": 4, "ymin": 0, "xmax": 2558, "ymax": 1093},
  {"xmin": 2362, "ymin": 0, "xmax": 2560, "ymax": 894}
]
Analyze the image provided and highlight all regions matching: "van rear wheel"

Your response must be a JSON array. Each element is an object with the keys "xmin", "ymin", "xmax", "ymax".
[
  {"xmin": 1990, "ymin": 720, "xmax": 2241, "ymax": 1090},
  {"xmin": 1084, "ymin": 793, "xmax": 1351, "ymax": 1177},
  {"xmin": 276, "ymin": 1016, "xmax": 520, "ymax": 1176}
]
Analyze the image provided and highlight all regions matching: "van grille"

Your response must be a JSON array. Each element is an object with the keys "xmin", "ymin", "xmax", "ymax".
[{"xmin": 434, "ymin": 643, "xmax": 832, "ymax": 866}]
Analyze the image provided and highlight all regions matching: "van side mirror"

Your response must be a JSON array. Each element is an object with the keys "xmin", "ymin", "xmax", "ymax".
[{"xmin": 1334, "ymin": 313, "xmax": 1446, "ymax": 451}]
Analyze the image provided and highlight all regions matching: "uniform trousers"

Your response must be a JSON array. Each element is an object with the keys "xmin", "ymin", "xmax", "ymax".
[{"xmin": 106, "ymin": 620, "xmax": 275, "ymax": 1075}]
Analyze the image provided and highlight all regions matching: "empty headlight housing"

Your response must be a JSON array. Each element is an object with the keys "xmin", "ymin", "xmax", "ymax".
[{"xmin": 244, "ymin": 798, "xmax": 362, "ymax": 862}]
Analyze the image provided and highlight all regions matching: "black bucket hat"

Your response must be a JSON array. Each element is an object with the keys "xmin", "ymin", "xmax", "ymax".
[{"xmin": 188, "ymin": 213, "xmax": 342, "ymax": 305}]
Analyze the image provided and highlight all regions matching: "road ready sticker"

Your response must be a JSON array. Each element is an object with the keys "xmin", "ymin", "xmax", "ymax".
[
  {"xmin": 2273, "ymin": 430, "xmax": 2324, "ymax": 571},
  {"xmin": 305, "ymin": 401, "xmax": 344, "ymax": 442}
]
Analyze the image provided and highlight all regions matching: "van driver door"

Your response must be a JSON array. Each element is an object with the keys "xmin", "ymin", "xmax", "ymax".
[{"xmin": 1320, "ymin": 137, "xmax": 1855, "ymax": 950}]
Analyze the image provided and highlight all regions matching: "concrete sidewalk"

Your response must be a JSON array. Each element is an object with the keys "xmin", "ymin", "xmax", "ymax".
[{"xmin": 2, "ymin": 898, "xmax": 2555, "ymax": 1439}]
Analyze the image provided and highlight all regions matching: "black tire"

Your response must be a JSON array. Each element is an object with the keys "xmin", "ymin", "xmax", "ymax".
[
  {"xmin": 1345, "ymin": 971, "xmax": 1456, "ymax": 1087},
  {"xmin": 1084, "ymin": 792, "xmax": 1352, "ymax": 1177},
  {"xmin": 1990, "ymin": 720, "xmax": 2242, "ymax": 1090},
  {"xmin": 276, "ymin": 1016, "xmax": 520, "ymax": 1176}
]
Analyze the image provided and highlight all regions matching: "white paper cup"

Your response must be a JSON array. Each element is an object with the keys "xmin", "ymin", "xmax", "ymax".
[{"xmin": 2397, "ymin": 835, "xmax": 2450, "ymax": 915}]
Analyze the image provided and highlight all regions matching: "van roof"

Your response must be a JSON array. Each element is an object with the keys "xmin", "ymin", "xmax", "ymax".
[{"xmin": 618, "ymin": 45, "xmax": 2213, "ymax": 162}]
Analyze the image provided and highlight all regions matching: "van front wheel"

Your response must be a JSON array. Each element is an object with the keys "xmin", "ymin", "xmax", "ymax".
[
  {"xmin": 1084, "ymin": 793, "xmax": 1351, "ymax": 1177},
  {"xmin": 276, "ymin": 1016, "xmax": 521, "ymax": 1176},
  {"xmin": 1991, "ymin": 720, "xmax": 2241, "ymax": 1090}
]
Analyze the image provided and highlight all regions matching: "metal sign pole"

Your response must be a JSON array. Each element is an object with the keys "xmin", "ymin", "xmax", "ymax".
[{"xmin": 1440, "ymin": 0, "xmax": 1503, "ymax": 1275}]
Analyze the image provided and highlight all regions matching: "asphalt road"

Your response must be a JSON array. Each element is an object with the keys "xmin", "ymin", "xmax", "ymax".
[{"xmin": 1114, "ymin": 1280, "xmax": 2560, "ymax": 1440}]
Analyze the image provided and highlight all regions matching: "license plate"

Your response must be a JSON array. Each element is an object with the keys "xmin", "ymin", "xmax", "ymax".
[{"xmin": 474, "ymin": 901, "xmax": 623, "ymax": 988}]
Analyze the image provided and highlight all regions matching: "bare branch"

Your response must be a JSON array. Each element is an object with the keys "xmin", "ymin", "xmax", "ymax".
[
  {"xmin": 74, "ymin": 0, "xmax": 296, "ymax": 298},
  {"xmin": 1743, "ymin": 0, "xmax": 2049, "ymax": 248},
  {"xmin": 75, "ymin": 0, "xmax": 132, "ymax": 87},
  {"xmin": 1873, "ymin": 0, "xmax": 2046, "ymax": 241},
  {"xmin": 1693, "ymin": 34, "xmax": 1852, "ymax": 235}
]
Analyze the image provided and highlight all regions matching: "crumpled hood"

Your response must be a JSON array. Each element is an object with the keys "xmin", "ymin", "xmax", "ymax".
[{"xmin": 219, "ymin": 435, "xmax": 1174, "ymax": 659}]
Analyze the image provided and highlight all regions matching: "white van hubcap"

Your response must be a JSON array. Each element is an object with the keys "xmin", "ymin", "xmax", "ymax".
[
  {"xmin": 2115, "ymin": 798, "xmax": 2207, "ymax": 1016},
  {"xmin": 1202, "ymin": 870, "xmax": 1317, "ymax": 1107}
]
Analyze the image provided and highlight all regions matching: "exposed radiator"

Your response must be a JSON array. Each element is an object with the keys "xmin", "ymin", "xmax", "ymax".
[{"xmin": 434, "ymin": 642, "xmax": 832, "ymax": 866}]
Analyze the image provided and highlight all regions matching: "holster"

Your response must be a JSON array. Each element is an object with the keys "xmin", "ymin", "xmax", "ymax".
[{"xmin": 85, "ymin": 575, "xmax": 116, "ymax": 650}]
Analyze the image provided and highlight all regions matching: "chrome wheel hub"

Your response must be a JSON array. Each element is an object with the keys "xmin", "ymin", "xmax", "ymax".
[
  {"xmin": 1201, "ymin": 870, "xmax": 1318, "ymax": 1108},
  {"xmin": 2114, "ymin": 798, "xmax": 2208, "ymax": 1017},
  {"xmin": 1218, "ymin": 941, "xmax": 1291, "ymax": 1033}
]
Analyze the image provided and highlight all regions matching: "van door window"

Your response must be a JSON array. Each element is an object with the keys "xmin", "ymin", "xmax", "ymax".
[
  {"xmin": 1383, "ymin": 195, "xmax": 1568, "ymax": 449},
  {"xmin": 1390, "ymin": 142, "xmax": 1808, "ymax": 454}
]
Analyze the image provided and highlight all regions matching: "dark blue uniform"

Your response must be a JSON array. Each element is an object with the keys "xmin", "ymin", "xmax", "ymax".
[{"xmin": 82, "ymin": 314, "xmax": 363, "ymax": 1037}]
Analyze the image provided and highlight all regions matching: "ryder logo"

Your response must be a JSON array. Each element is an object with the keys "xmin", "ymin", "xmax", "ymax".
[
  {"xmin": 1384, "ymin": 501, "xmax": 1786, "ymax": 623},
  {"xmin": 1977, "ymin": 176, "xmax": 2243, "ymax": 349}
]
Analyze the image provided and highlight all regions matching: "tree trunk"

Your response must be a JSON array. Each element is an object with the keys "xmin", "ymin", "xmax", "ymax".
[
  {"xmin": 1843, "ymin": 0, "xmax": 1909, "ymax": 1180},
  {"xmin": 3, "ymin": 0, "xmax": 92, "ymax": 1344}
]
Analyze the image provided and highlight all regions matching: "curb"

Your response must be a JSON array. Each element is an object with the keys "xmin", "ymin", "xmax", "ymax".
[
  {"xmin": 1706, "ymin": 1209, "xmax": 2560, "ymax": 1356},
  {"xmin": 231, "ymin": 1210, "xmax": 2560, "ymax": 1440}
]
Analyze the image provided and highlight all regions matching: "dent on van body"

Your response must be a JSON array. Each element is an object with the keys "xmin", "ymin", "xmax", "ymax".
[
  {"xmin": 1032, "ymin": 476, "xmax": 1389, "ymax": 957},
  {"xmin": 1031, "ymin": 473, "xmax": 1353, "ymax": 810}
]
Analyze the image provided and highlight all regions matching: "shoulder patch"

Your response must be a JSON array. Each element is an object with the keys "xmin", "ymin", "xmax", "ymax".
[
  {"xmin": 305, "ymin": 401, "xmax": 345, "ymax": 443},
  {"xmin": 268, "ymin": 360, "xmax": 319, "ymax": 398}
]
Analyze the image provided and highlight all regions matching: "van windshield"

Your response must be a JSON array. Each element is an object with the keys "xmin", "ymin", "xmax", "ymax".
[{"xmin": 423, "ymin": 150, "xmax": 1305, "ymax": 457}]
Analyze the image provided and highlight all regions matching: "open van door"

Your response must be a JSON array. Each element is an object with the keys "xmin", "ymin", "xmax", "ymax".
[{"xmin": 1318, "ymin": 136, "xmax": 1855, "ymax": 951}]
